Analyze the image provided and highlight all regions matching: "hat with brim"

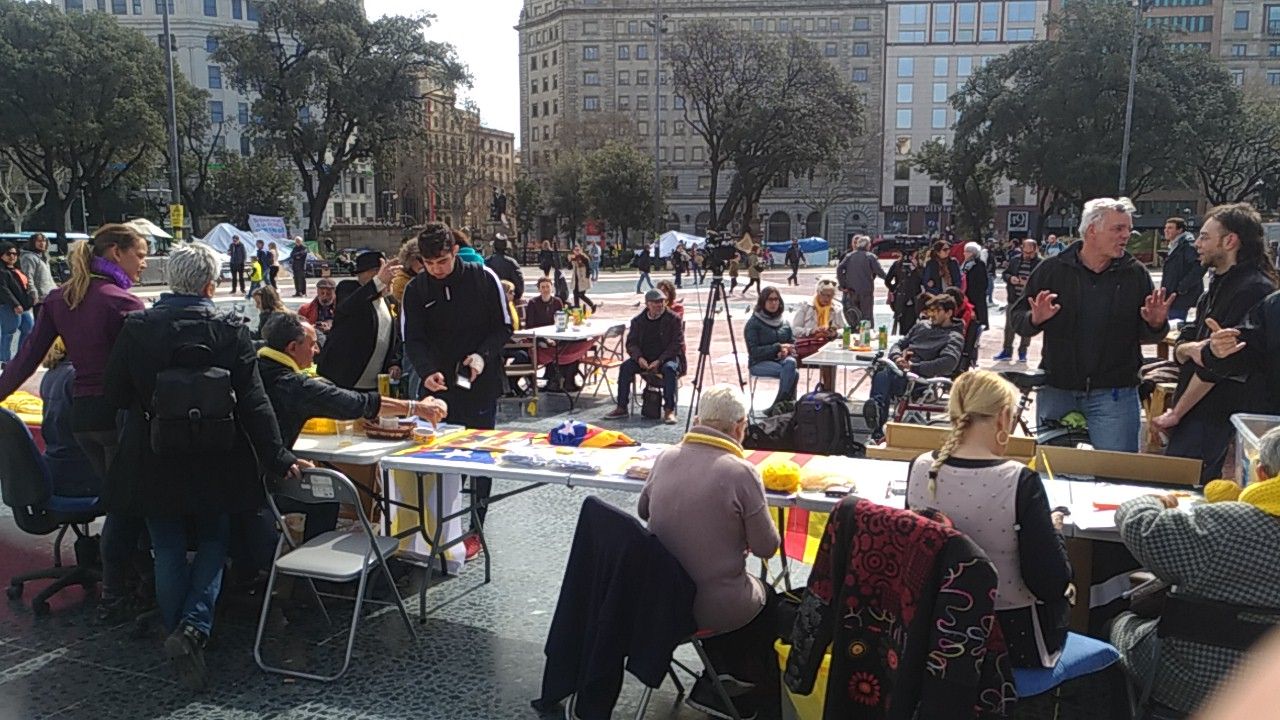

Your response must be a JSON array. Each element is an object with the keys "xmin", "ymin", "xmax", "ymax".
[
  {"xmin": 354, "ymin": 251, "xmax": 384, "ymax": 274},
  {"xmin": 644, "ymin": 289, "xmax": 664, "ymax": 303}
]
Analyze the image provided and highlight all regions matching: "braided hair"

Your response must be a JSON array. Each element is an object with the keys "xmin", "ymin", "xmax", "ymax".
[{"xmin": 927, "ymin": 370, "xmax": 1021, "ymax": 498}]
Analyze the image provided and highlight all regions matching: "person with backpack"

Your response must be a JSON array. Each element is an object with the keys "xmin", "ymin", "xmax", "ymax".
[
  {"xmin": 632, "ymin": 247, "xmax": 655, "ymax": 294},
  {"xmin": 103, "ymin": 242, "xmax": 309, "ymax": 691}
]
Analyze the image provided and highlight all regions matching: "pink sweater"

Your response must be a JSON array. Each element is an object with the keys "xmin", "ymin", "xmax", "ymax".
[{"xmin": 638, "ymin": 426, "xmax": 780, "ymax": 632}]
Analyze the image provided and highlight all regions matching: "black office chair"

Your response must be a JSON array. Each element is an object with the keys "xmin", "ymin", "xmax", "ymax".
[{"xmin": 0, "ymin": 408, "xmax": 103, "ymax": 615}]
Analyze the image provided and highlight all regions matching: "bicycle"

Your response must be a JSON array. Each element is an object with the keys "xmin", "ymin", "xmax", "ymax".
[{"xmin": 999, "ymin": 369, "xmax": 1093, "ymax": 448}]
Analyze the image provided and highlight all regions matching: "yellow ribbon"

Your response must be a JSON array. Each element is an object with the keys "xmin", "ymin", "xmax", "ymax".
[
  {"xmin": 256, "ymin": 346, "xmax": 302, "ymax": 374},
  {"xmin": 681, "ymin": 431, "xmax": 746, "ymax": 458}
]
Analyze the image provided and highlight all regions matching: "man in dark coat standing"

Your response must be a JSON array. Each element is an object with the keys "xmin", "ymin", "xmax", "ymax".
[
  {"xmin": 403, "ymin": 222, "xmax": 513, "ymax": 559},
  {"xmin": 316, "ymin": 251, "xmax": 402, "ymax": 391},
  {"xmin": 288, "ymin": 236, "xmax": 309, "ymax": 298},
  {"xmin": 227, "ymin": 235, "xmax": 247, "ymax": 295},
  {"xmin": 484, "ymin": 234, "xmax": 524, "ymax": 301},
  {"xmin": 1161, "ymin": 216, "xmax": 1206, "ymax": 321}
]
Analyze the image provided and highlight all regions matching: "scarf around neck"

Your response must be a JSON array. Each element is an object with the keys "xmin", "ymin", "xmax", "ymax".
[
  {"xmin": 813, "ymin": 297, "xmax": 831, "ymax": 328},
  {"xmin": 681, "ymin": 429, "xmax": 745, "ymax": 458},
  {"xmin": 91, "ymin": 256, "xmax": 133, "ymax": 290},
  {"xmin": 257, "ymin": 346, "xmax": 302, "ymax": 374},
  {"xmin": 753, "ymin": 309, "xmax": 783, "ymax": 328}
]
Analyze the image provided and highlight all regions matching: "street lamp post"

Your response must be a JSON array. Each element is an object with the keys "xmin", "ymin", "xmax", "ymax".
[
  {"xmin": 160, "ymin": 0, "xmax": 184, "ymax": 241},
  {"xmin": 1118, "ymin": 0, "xmax": 1150, "ymax": 196},
  {"xmin": 648, "ymin": 1, "xmax": 668, "ymax": 240}
]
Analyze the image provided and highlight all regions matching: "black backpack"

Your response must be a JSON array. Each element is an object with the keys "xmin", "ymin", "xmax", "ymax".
[
  {"xmin": 553, "ymin": 268, "xmax": 570, "ymax": 303},
  {"xmin": 640, "ymin": 383, "xmax": 663, "ymax": 420},
  {"xmin": 148, "ymin": 343, "xmax": 237, "ymax": 456},
  {"xmin": 791, "ymin": 389, "xmax": 862, "ymax": 456},
  {"xmin": 744, "ymin": 412, "xmax": 795, "ymax": 451}
]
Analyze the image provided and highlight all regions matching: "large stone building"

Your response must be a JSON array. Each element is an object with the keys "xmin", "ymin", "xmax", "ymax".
[
  {"xmin": 516, "ymin": 0, "xmax": 887, "ymax": 248},
  {"xmin": 57, "ymin": 0, "xmax": 374, "ymax": 235}
]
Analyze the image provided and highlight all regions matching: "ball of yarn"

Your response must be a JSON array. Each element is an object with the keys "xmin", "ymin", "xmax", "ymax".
[
  {"xmin": 761, "ymin": 458, "xmax": 802, "ymax": 493},
  {"xmin": 1204, "ymin": 479, "xmax": 1242, "ymax": 504}
]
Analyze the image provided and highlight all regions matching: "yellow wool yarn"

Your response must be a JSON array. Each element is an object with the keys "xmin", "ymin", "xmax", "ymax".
[
  {"xmin": 1241, "ymin": 478, "xmax": 1280, "ymax": 517},
  {"xmin": 761, "ymin": 458, "xmax": 802, "ymax": 493},
  {"xmin": 1204, "ymin": 479, "xmax": 1242, "ymax": 504}
]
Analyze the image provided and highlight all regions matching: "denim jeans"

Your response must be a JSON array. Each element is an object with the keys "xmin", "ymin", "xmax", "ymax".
[
  {"xmin": 1036, "ymin": 385, "xmax": 1140, "ymax": 453},
  {"xmin": 751, "ymin": 358, "xmax": 799, "ymax": 405},
  {"xmin": 0, "ymin": 309, "xmax": 33, "ymax": 361},
  {"xmin": 147, "ymin": 514, "xmax": 230, "ymax": 636},
  {"xmin": 869, "ymin": 367, "xmax": 909, "ymax": 435},
  {"xmin": 635, "ymin": 272, "xmax": 654, "ymax": 293},
  {"xmin": 617, "ymin": 357, "xmax": 679, "ymax": 411}
]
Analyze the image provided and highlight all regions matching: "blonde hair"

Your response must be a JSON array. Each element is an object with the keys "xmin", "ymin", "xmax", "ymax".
[
  {"xmin": 928, "ymin": 370, "xmax": 1020, "ymax": 497},
  {"xmin": 41, "ymin": 337, "xmax": 67, "ymax": 370},
  {"xmin": 64, "ymin": 224, "xmax": 145, "ymax": 310}
]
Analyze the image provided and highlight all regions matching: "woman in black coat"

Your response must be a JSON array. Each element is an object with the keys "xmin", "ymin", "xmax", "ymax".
[
  {"xmin": 104, "ymin": 243, "xmax": 305, "ymax": 690},
  {"xmin": 961, "ymin": 242, "xmax": 990, "ymax": 329},
  {"xmin": 885, "ymin": 249, "xmax": 925, "ymax": 335}
]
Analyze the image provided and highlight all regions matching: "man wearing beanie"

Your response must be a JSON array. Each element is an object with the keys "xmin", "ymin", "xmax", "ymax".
[{"xmin": 606, "ymin": 288, "xmax": 686, "ymax": 423}]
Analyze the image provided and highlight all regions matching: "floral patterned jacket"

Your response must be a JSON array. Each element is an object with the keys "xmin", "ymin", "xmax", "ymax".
[{"xmin": 784, "ymin": 498, "xmax": 1016, "ymax": 719}]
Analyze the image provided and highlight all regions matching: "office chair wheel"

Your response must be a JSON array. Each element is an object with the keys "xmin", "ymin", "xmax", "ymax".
[
  {"xmin": 31, "ymin": 599, "xmax": 49, "ymax": 616},
  {"xmin": 6, "ymin": 583, "xmax": 21, "ymax": 600}
]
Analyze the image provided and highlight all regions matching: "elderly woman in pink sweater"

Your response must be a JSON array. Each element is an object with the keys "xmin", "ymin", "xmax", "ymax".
[{"xmin": 639, "ymin": 383, "xmax": 782, "ymax": 720}]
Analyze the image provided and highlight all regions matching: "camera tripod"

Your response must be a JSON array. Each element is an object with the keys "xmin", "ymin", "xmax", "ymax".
[{"xmin": 685, "ymin": 274, "xmax": 747, "ymax": 431}]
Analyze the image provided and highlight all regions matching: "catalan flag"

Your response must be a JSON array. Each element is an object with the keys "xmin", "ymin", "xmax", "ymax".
[{"xmin": 745, "ymin": 449, "xmax": 827, "ymax": 564}]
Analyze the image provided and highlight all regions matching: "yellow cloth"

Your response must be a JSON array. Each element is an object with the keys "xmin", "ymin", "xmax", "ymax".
[
  {"xmin": 0, "ymin": 391, "xmax": 42, "ymax": 426},
  {"xmin": 814, "ymin": 297, "xmax": 831, "ymax": 329},
  {"xmin": 508, "ymin": 301, "xmax": 521, "ymax": 331},
  {"xmin": 1241, "ymin": 476, "xmax": 1280, "ymax": 517},
  {"xmin": 249, "ymin": 259, "xmax": 264, "ymax": 282},
  {"xmin": 681, "ymin": 431, "xmax": 745, "ymax": 458},
  {"xmin": 256, "ymin": 346, "xmax": 302, "ymax": 374}
]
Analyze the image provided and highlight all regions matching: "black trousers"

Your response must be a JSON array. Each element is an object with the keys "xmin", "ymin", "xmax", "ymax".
[
  {"xmin": 788, "ymin": 265, "xmax": 800, "ymax": 285},
  {"xmin": 291, "ymin": 264, "xmax": 307, "ymax": 296},
  {"xmin": 702, "ymin": 585, "xmax": 792, "ymax": 718},
  {"xmin": 229, "ymin": 264, "xmax": 245, "ymax": 294}
]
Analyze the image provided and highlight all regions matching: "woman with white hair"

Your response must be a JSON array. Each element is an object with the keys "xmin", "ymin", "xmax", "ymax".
[
  {"xmin": 961, "ymin": 241, "xmax": 989, "ymax": 329},
  {"xmin": 792, "ymin": 277, "xmax": 847, "ymax": 388},
  {"xmin": 104, "ymin": 242, "xmax": 308, "ymax": 692},
  {"xmin": 639, "ymin": 383, "xmax": 782, "ymax": 719}
]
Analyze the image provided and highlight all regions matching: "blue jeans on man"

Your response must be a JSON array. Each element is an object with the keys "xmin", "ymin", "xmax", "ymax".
[
  {"xmin": 751, "ymin": 358, "xmax": 798, "ymax": 407},
  {"xmin": 868, "ymin": 366, "xmax": 909, "ymax": 437},
  {"xmin": 1035, "ymin": 385, "xmax": 1140, "ymax": 453},
  {"xmin": 147, "ymin": 514, "xmax": 230, "ymax": 637},
  {"xmin": 0, "ymin": 308, "xmax": 34, "ymax": 361},
  {"xmin": 635, "ymin": 272, "xmax": 654, "ymax": 293},
  {"xmin": 617, "ymin": 357, "xmax": 679, "ymax": 411}
]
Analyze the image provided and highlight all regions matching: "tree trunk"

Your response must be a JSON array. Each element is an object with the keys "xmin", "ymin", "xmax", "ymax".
[{"xmin": 52, "ymin": 194, "xmax": 73, "ymax": 255}]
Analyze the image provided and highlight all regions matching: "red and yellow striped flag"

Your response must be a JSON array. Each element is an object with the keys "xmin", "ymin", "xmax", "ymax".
[{"xmin": 745, "ymin": 449, "xmax": 828, "ymax": 564}]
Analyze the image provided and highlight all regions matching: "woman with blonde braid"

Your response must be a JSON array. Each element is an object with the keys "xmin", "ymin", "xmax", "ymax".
[{"xmin": 905, "ymin": 370, "xmax": 1073, "ymax": 668}]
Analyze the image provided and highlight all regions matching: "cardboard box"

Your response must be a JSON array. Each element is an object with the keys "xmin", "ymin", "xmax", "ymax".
[
  {"xmin": 865, "ymin": 422, "xmax": 1036, "ymax": 463},
  {"xmin": 1036, "ymin": 445, "xmax": 1201, "ymax": 487}
]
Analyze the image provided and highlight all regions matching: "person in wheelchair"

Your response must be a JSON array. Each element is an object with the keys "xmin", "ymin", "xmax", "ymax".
[{"xmin": 865, "ymin": 293, "xmax": 964, "ymax": 442}]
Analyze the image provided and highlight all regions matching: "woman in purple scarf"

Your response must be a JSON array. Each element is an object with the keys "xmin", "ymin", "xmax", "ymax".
[{"xmin": 0, "ymin": 224, "xmax": 148, "ymax": 621}]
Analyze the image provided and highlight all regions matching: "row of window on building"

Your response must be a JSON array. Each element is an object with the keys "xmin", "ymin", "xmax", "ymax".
[
  {"xmin": 65, "ymin": 0, "xmax": 257, "ymax": 20},
  {"xmin": 894, "ymin": 1, "xmax": 1037, "ymax": 43}
]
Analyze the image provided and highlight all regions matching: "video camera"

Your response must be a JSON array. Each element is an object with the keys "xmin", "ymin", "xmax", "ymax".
[{"xmin": 702, "ymin": 229, "xmax": 739, "ymax": 275}]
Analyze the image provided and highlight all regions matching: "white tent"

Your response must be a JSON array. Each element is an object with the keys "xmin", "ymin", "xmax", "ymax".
[
  {"xmin": 198, "ymin": 222, "xmax": 260, "ymax": 254},
  {"xmin": 657, "ymin": 230, "xmax": 705, "ymax": 258}
]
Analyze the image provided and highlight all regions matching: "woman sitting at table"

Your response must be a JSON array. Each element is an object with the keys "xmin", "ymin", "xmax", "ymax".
[
  {"xmin": 524, "ymin": 276, "xmax": 592, "ymax": 392},
  {"xmin": 744, "ymin": 286, "xmax": 798, "ymax": 412},
  {"xmin": 656, "ymin": 279, "xmax": 684, "ymax": 320},
  {"xmin": 1109, "ymin": 425, "xmax": 1280, "ymax": 716},
  {"xmin": 906, "ymin": 369, "xmax": 1072, "ymax": 669}
]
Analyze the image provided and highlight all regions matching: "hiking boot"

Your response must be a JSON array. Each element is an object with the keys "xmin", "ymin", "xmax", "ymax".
[
  {"xmin": 992, "ymin": 351, "xmax": 1013, "ymax": 362},
  {"xmin": 605, "ymin": 405, "xmax": 629, "ymax": 419},
  {"xmin": 164, "ymin": 623, "xmax": 209, "ymax": 692},
  {"xmin": 93, "ymin": 595, "xmax": 136, "ymax": 626}
]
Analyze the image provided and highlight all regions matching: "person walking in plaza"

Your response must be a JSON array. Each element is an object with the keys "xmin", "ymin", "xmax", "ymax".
[
  {"xmin": 1150, "ymin": 203, "xmax": 1276, "ymax": 482},
  {"xmin": 0, "ymin": 242, "xmax": 35, "ymax": 362},
  {"xmin": 1042, "ymin": 234, "xmax": 1066, "ymax": 258},
  {"xmin": 672, "ymin": 242, "xmax": 689, "ymax": 289},
  {"xmin": 745, "ymin": 286, "xmax": 800, "ymax": 412},
  {"xmin": 403, "ymin": 222, "xmax": 513, "ymax": 559},
  {"xmin": 1010, "ymin": 197, "xmax": 1173, "ymax": 453},
  {"xmin": 784, "ymin": 238, "xmax": 805, "ymax": 286},
  {"xmin": 885, "ymin": 249, "xmax": 924, "ymax": 334},
  {"xmin": 921, "ymin": 239, "xmax": 963, "ymax": 294},
  {"xmin": 0, "ymin": 224, "xmax": 147, "ymax": 623},
  {"xmin": 632, "ymin": 246, "xmax": 655, "ymax": 293},
  {"xmin": 836, "ymin": 234, "xmax": 885, "ymax": 326},
  {"xmin": 227, "ymin": 235, "xmax": 247, "ymax": 295},
  {"xmin": 538, "ymin": 239, "xmax": 557, "ymax": 277},
  {"xmin": 994, "ymin": 238, "xmax": 1041, "ymax": 362},
  {"xmin": 727, "ymin": 253, "xmax": 740, "ymax": 293},
  {"xmin": 19, "ymin": 233, "xmax": 54, "ymax": 320},
  {"xmin": 317, "ymin": 251, "xmax": 401, "ymax": 392},
  {"xmin": 570, "ymin": 245, "xmax": 597, "ymax": 312},
  {"xmin": 246, "ymin": 254, "xmax": 264, "ymax": 299},
  {"xmin": 288, "ymin": 236, "xmax": 309, "ymax": 297},
  {"xmin": 254, "ymin": 238, "xmax": 271, "ymax": 274},
  {"xmin": 588, "ymin": 238, "xmax": 601, "ymax": 281},
  {"xmin": 962, "ymin": 241, "xmax": 990, "ymax": 330},
  {"xmin": 741, "ymin": 246, "xmax": 764, "ymax": 297},
  {"xmin": 606, "ymin": 289, "xmax": 686, "ymax": 424},
  {"xmin": 485, "ymin": 234, "xmax": 524, "ymax": 302},
  {"xmin": 1160, "ymin": 216, "xmax": 1206, "ymax": 322},
  {"xmin": 103, "ymin": 242, "xmax": 309, "ymax": 691},
  {"xmin": 267, "ymin": 242, "xmax": 281, "ymax": 289}
]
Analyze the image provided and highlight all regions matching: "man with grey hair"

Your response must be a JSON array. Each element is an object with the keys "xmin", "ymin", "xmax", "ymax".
[
  {"xmin": 103, "ymin": 241, "xmax": 308, "ymax": 691},
  {"xmin": 1010, "ymin": 197, "xmax": 1174, "ymax": 452},
  {"xmin": 638, "ymin": 383, "xmax": 781, "ymax": 719},
  {"xmin": 288, "ymin": 235, "xmax": 309, "ymax": 298},
  {"xmin": 837, "ymin": 234, "xmax": 886, "ymax": 326}
]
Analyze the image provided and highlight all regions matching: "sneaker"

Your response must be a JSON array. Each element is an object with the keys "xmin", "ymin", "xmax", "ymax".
[
  {"xmin": 663, "ymin": 409, "xmax": 678, "ymax": 424},
  {"xmin": 463, "ymin": 534, "xmax": 482, "ymax": 560},
  {"xmin": 861, "ymin": 400, "xmax": 881, "ymax": 431},
  {"xmin": 604, "ymin": 405, "xmax": 629, "ymax": 419},
  {"xmin": 992, "ymin": 351, "xmax": 1013, "ymax": 362},
  {"xmin": 1017, "ymin": 351, "xmax": 1028, "ymax": 363},
  {"xmin": 685, "ymin": 674, "xmax": 758, "ymax": 720},
  {"xmin": 164, "ymin": 623, "xmax": 209, "ymax": 692}
]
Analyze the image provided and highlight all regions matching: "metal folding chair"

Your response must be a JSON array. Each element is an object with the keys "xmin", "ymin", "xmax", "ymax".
[
  {"xmin": 254, "ymin": 468, "xmax": 416, "ymax": 682},
  {"xmin": 576, "ymin": 324, "xmax": 626, "ymax": 403},
  {"xmin": 500, "ymin": 335, "xmax": 539, "ymax": 416}
]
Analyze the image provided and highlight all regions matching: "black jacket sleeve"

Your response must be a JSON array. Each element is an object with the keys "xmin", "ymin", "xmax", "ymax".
[
  {"xmin": 1014, "ymin": 468, "xmax": 1072, "ymax": 601},
  {"xmin": 402, "ymin": 275, "xmax": 441, "ymax": 381},
  {"xmin": 1200, "ymin": 292, "xmax": 1271, "ymax": 382},
  {"xmin": 474, "ymin": 269, "xmax": 514, "ymax": 368},
  {"xmin": 626, "ymin": 315, "xmax": 643, "ymax": 360},
  {"xmin": 1010, "ymin": 260, "xmax": 1051, "ymax": 338},
  {"xmin": 298, "ymin": 376, "xmax": 381, "ymax": 421},
  {"xmin": 0, "ymin": 271, "xmax": 19, "ymax": 309},
  {"xmin": 656, "ymin": 312, "xmax": 682, "ymax": 366},
  {"xmin": 334, "ymin": 279, "xmax": 382, "ymax": 322},
  {"xmin": 230, "ymin": 326, "xmax": 296, "ymax": 475}
]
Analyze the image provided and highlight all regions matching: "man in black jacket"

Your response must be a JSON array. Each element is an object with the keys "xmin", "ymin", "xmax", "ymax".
[
  {"xmin": 484, "ymin": 234, "xmax": 524, "ymax": 301},
  {"xmin": 1149, "ymin": 204, "xmax": 1276, "ymax": 481},
  {"xmin": 403, "ymin": 222, "xmax": 512, "ymax": 558},
  {"xmin": 995, "ymin": 238, "xmax": 1040, "ymax": 362},
  {"xmin": 316, "ymin": 251, "xmax": 401, "ymax": 391},
  {"xmin": 605, "ymin": 289, "xmax": 686, "ymax": 423},
  {"xmin": 288, "ymin": 236, "xmax": 309, "ymax": 298},
  {"xmin": 228, "ymin": 235, "xmax": 247, "ymax": 295},
  {"xmin": 1011, "ymin": 197, "xmax": 1173, "ymax": 452},
  {"xmin": 1160, "ymin": 217, "xmax": 1206, "ymax": 321}
]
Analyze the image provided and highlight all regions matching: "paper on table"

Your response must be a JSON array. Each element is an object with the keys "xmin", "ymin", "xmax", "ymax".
[{"xmin": 1068, "ymin": 509, "xmax": 1118, "ymax": 531}]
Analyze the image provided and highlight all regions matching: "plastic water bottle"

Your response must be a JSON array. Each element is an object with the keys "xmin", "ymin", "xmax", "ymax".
[
  {"xmin": 555, "ymin": 310, "xmax": 567, "ymax": 332},
  {"xmin": 842, "ymin": 326, "xmax": 851, "ymax": 350},
  {"xmin": 878, "ymin": 325, "xmax": 888, "ymax": 351}
]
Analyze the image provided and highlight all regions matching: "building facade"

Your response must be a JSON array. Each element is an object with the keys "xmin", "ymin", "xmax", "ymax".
[
  {"xmin": 881, "ymin": 0, "xmax": 1049, "ymax": 238},
  {"xmin": 58, "ymin": 0, "xmax": 374, "ymax": 235},
  {"xmin": 516, "ymin": 0, "xmax": 888, "ymax": 248}
]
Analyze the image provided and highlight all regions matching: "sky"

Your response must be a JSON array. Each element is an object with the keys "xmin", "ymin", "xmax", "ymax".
[{"xmin": 365, "ymin": 0, "xmax": 524, "ymax": 140}]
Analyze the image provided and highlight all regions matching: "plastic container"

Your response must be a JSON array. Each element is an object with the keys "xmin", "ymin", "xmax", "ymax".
[
  {"xmin": 1231, "ymin": 413, "xmax": 1280, "ymax": 484},
  {"xmin": 774, "ymin": 640, "xmax": 829, "ymax": 720}
]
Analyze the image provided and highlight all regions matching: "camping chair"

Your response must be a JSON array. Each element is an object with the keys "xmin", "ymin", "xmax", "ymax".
[
  {"xmin": 576, "ymin": 324, "xmax": 626, "ymax": 403},
  {"xmin": 501, "ymin": 335, "xmax": 539, "ymax": 416},
  {"xmin": 254, "ymin": 468, "xmax": 415, "ymax": 682}
]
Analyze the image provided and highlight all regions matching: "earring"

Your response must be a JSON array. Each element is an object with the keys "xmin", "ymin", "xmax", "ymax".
[{"xmin": 995, "ymin": 429, "xmax": 1010, "ymax": 447}]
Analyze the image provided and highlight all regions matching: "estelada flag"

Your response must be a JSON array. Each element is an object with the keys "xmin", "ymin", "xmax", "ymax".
[
  {"xmin": 549, "ymin": 420, "xmax": 638, "ymax": 449},
  {"xmin": 745, "ymin": 449, "xmax": 827, "ymax": 565}
]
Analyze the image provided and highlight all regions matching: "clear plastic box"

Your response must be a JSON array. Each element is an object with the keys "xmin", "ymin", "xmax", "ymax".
[{"xmin": 1231, "ymin": 413, "xmax": 1280, "ymax": 484}]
